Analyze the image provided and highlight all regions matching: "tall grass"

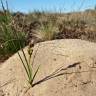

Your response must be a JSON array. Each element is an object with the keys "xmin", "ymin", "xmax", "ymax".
[
  {"xmin": 0, "ymin": 0, "xmax": 39, "ymax": 87},
  {"xmin": 0, "ymin": 1, "xmax": 26, "ymax": 54}
]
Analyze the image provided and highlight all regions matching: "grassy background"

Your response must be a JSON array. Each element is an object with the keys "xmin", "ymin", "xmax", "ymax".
[{"xmin": 0, "ymin": 8, "xmax": 96, "ymax": 62}]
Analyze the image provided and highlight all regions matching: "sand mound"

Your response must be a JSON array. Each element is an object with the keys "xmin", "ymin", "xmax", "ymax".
[{"xmin": 1, "ymin": 39, "xmax": 96, "ymax": 96}]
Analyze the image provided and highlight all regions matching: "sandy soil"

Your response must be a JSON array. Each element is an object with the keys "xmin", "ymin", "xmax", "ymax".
[{"xmin": 1, "ymin": 39, "xmax": 96, "ymax": 96}]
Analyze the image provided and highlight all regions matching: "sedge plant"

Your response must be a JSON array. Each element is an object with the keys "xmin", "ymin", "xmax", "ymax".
[{"xmin": 0, "ymin": 0, "xmax": 40, "ymax": 87}]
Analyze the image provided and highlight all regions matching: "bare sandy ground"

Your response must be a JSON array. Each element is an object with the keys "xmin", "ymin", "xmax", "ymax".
[{"xmin": 1, "ymin": 39, "xmax": 96, "ymax": 96}]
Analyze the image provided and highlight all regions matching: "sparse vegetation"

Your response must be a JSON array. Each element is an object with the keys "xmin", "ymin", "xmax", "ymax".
[
  {"xmin": 0, "ymin": 0, "xmax": 40, "ymax": 87},
  {"xmin": 0, "ymin": 1, "xmax": 96, "ymax": 96},
  {"xmin": 0, "ymin": 0, "xmax": 96, "ymax": 88}
]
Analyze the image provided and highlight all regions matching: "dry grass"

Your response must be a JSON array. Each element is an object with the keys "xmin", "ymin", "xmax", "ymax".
[
  {"xmin": 0, "ymin": 5, "xmax": 96, "ymax": 61},
  {"xmin": 11, "ymin": 10, "xmax": 96, "ymax": 43}
]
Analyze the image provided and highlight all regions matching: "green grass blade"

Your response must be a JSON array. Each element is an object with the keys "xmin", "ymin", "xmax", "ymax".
[
  {"xmin": 31, "ymin": 65, "xmax": 40, "ymax": 85},
  {"xmin": 21, "ymin": 49, "xmax": 32, "ymax": 81},
  {"xmin": 17, "ymin": 52, "xmax": 30, "ymax": 79}
]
